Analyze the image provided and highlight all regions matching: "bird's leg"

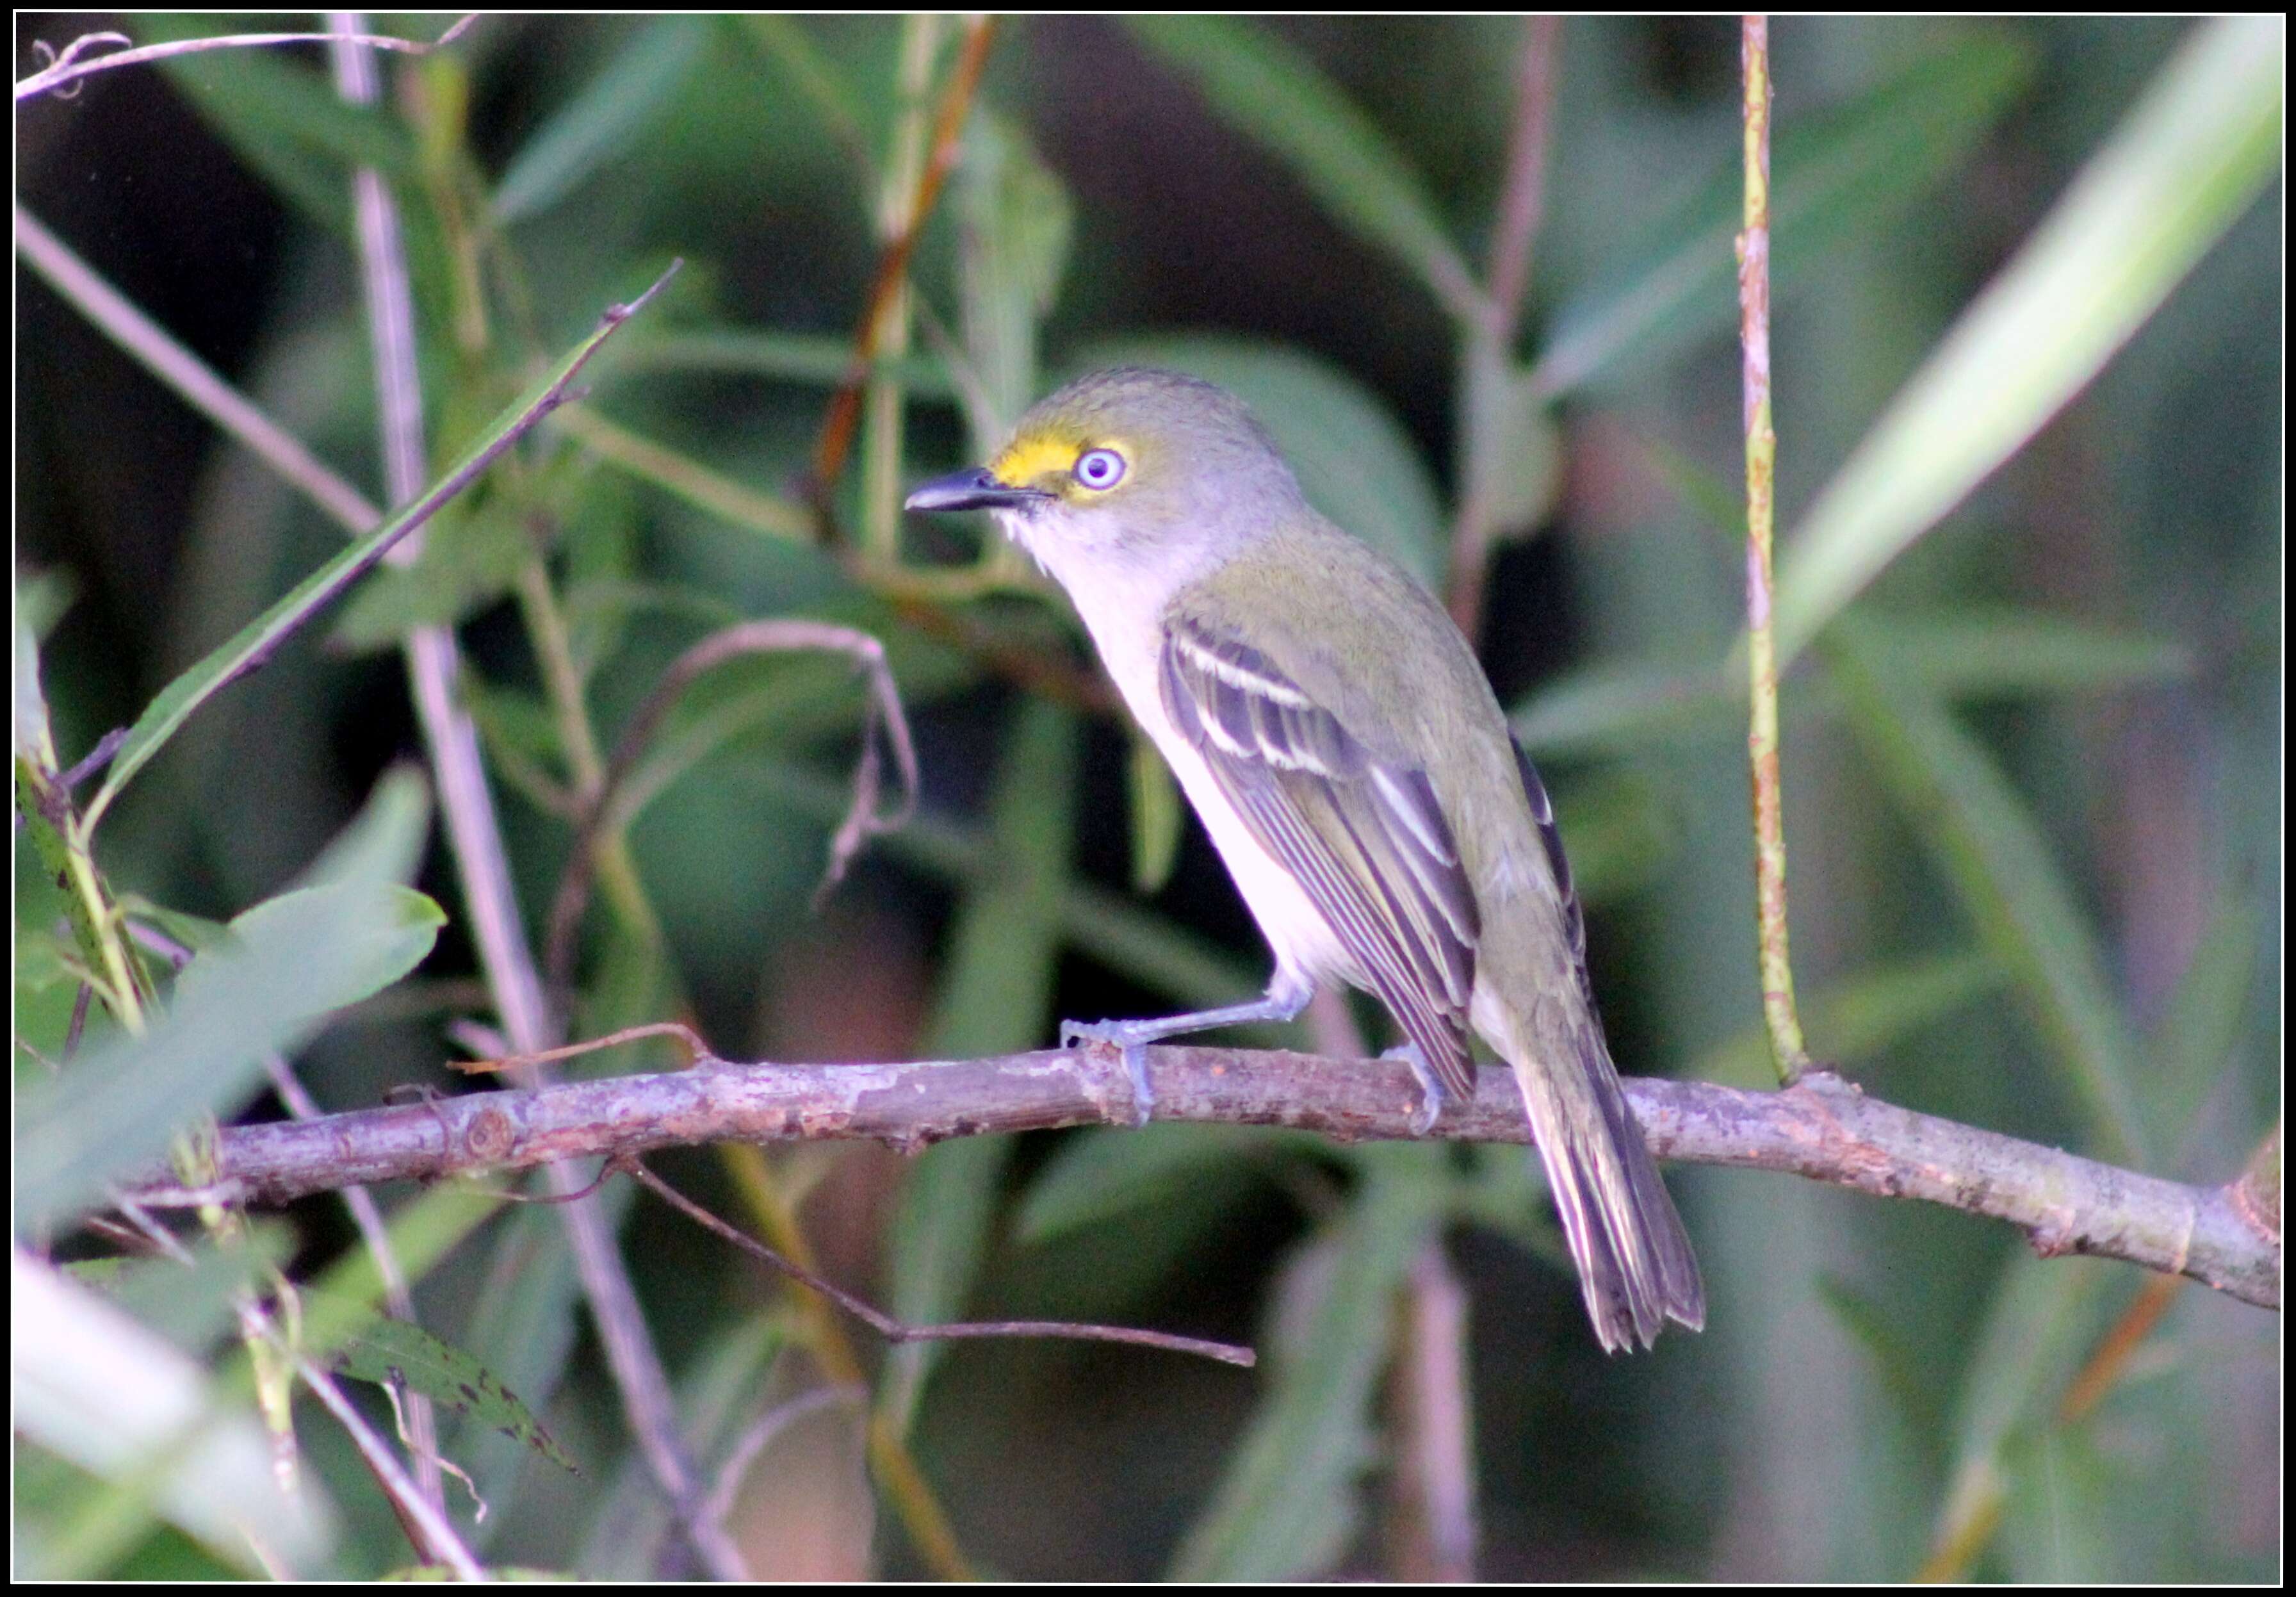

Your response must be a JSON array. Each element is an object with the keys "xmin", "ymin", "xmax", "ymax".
[
  {"xmin": 1061, "ymin": 972, "xmax": 1315, "ymax": 1127},
  {"xmin": 1380, "ymin": 1042, "xmax": 1447, "ymax": 1136}
]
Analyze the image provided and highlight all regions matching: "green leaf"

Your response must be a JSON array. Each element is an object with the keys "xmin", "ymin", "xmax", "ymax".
[
  {"xmin": 744, "ymin": 755, "xmax": 1270, "ymax": 1022},
  {"xmin": 1698, "ymin": 951, "xmax": 2006, "ymax": 1088},
  {"xmin": 1510, "ymin": 611, "xmax": 2189, "ymax": 760},
  {"xmin": 320, "ymin": 1298, "xmax": 580, "ymax": 1476},
  {"xmin": 1173, "ymin": 1147, "xmax": 1449, "ymax": 1580},
  {"xmin": 77, "ymin": 1224, "xmax": 295, "ymax": 1358},
  {"xmin": 1814, "ymin": 1273, "xmax": 1937, "ymax": 1442},
  {"xmin": 1071, "ymin": 334, "xmax": 1447, "ymax": 591},
  {"xmin": 494, "ymin": 17, "xmax": 712, "ymax": 222},
  {"xmin": 2144, "ymin": 883, "xmax": 2263, "ymax": 1151},
  {"xmin": 140, "ymin": 13, "xmax": 419, "ymax": 234},
  {"xmin": 957, "ymin": 111, "xmax": 1075, "ymax": 439},
  {"xmin": 17, "ymin": 565, "xmax": 77, "ymax": 642},
  {"xmin": 1928, "ymin": 1254, "xmax": 2115, "ymax": 1579},
  {"xmin": 739, "ymin": 16, "xmax": 879, "ymax": 187},
  {"xmin": 1461, "ymin": 352, "xmax": 1561, "ymax": 542},
  {"xmin": 1846, "ymin": 610, "xmax": 2195, "ymax": 700},
  {"xmin": 881, "ymin": 698, "xmax": 1079, "ymax": 1434},
  {"xmin": 83, "ymin": 271, "xmax": 667, "ymax": 831},
  {"xmin": 1513, "ymin": 660, "xmax": 1740, "ymax": 758},
  {"xmin": 13, "ymin": 1253, "xmax": 339, "ymax": 1577},
  {"xmin": 330, "ymin": 496, "xmax": 536, "ymax": 651},
  {"xmin": 1123, "ymin": 17, "xmax": 1484, "ymax": 323},
  {"xmin": 14, "ymin": 604, "xmax": 53, "ymax": 764},
  {"xmin": 1774, "ymin": 17, "xmax": 2283, "ymax": 662},
  {"xmin": 19, "ymin": 778, "xmax": 446, "ymax": 1225},
  {"xmin": 610, "ymin": 328, "xmax": 957, "ymax": 396},
  {"xmin": 1126, "ymin": 729, "xmax": 1184, "ymax": 896},
  {"xmin": 1530, "ymin": 33, "xmax": 2037, "ymax": 398},
  {"xmin": 1827, "ymin": 620, "xmax": 2148, "ymax": 1165},
  {"xmin": 1017, "ymin": 1124, "xmax": 1330, "ymax": 1244}
]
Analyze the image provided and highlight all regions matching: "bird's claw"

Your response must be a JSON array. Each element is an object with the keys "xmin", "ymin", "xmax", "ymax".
[
  {"xmin": 1381, "ymin": 1042, "xmax": 1445, "ymax": 1136},
  {"xmin": 1061, "ymin": 1019, "xmax": 1155, "ymax": 1127}
]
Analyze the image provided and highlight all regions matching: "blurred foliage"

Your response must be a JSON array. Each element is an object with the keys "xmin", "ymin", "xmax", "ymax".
[{"xmin": 14, "ymin": 13, "xmax": 2279, "ymax": 1582}]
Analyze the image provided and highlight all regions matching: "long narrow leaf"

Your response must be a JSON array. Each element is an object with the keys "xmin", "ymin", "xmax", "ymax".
[
  {"xmin": 139, "ymin": 13, "xmax": 418, "ymax": 233},
  {"xmin": 493, "ymin": 17, "xmax": 711, "ymax": 222},
  {"xmin": 1173, "ymin": 1147, "xmax": 1449, "ymax": 1579},
  {"xmin": 13, "ymin": 1253, "xmax": 340, "ymax": 1577},
  {"xmin": 1125, "ymin": 17, "xmax": 1486, "ymax": 324},
  {"xmin": 19, "ymin": 777, "xmax": 445, "ymax": 1225},
  {"xmin": 83, "ymin": 266, "xmax": 676, "ymax": 831},
  {"xmin": 880, "ymin": 698, "xmax": 1080, "ymax": 1433},
  {"xmin": 1775, "ymin": 16, "xmax": 2283, "ymax": 662},
  {"xmin": 1828, "ymin": 620, "xmax": 2149, "ymax": 1164},
  {"xmin": 1531, "ymin": 33, "xmax": 2036, "ymax": 398}
]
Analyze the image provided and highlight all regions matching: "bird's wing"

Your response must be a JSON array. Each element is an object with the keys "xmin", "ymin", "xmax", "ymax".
[{"xmin": 1160, "ymin": 613, "xmax": 1479, "ymax": 1098}]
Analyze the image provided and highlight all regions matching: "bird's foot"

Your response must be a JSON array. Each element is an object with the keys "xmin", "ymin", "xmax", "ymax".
[
  {"xmin": 1380, "ymin": 1042, "xmax": 1447, "ymax": 1136},
  {"xmin": 1061, "ymin": 1018, "xmax": 1156, "ymax": 1127}
]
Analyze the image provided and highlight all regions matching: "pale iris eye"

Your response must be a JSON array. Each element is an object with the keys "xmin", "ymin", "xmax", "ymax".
[{"xmin": 1073, "ymin": 448, "xmax": 1126, "ymax": 490}]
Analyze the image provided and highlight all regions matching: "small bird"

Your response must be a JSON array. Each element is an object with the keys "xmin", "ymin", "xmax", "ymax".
[{"xmin": 907, "ymin": 368, "xmax": 1702, "ymax": 1350}]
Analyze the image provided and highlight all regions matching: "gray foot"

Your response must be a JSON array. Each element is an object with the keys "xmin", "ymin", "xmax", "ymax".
[
  {"xmin": 1061, "ymin": 1018, "xmax": 1156, "ymax": 1127},
  {"xmin": 1381, "ymin": 1042, "xmax": 1447, "ymax": 1136}
]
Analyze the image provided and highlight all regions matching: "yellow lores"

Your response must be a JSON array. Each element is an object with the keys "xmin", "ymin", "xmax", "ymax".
[{"xmin": 908, "ymin": 368, "xmax": 1703, "ymax": 1352}]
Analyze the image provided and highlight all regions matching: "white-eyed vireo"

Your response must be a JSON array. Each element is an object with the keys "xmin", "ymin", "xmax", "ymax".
[{"xmin": 906, "ymin": 367, "xmax": 1702, "ymax": 1351}]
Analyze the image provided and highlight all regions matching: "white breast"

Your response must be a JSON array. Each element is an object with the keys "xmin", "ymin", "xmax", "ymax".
[{"xmin": 1034, "ymin": 533, "xmax": 1355, "ymax": 991}]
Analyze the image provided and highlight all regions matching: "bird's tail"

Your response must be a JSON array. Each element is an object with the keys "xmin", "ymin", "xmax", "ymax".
[{"xmin": 1492, "ymin": 998, "xmax": 1704, "ymax": 1353}]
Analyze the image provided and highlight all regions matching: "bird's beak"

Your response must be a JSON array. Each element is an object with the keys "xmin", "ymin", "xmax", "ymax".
[{"xmin": 904, "ymin": 466, "xmax": 1048, "ymax": 513}]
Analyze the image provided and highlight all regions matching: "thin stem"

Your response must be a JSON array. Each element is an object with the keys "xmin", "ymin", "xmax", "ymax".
[
  {"xmin": 14, "ymin": 17, "xmax": 474, "ymax": 102},
  {"xmin": 1385, "ymin": 1245, "xmax": 1478, "ymax": 1581},
  {"xmin": 808, "ymin": 17, "xmax": 998, "ymax": 507},
  {"xmin": 1738, "ymin": 15, "xmax": 1810, "ymax": 1082},
  {"xmin": 541, "ymin": 619, "xmax": 918, "ymax": 997},
  {"xmin": 324, "ymin": 17, "xmax": 737, "ymax": 1576},
  {"xmin": 860, "ymin": 14, "xmax": 943, "ymax": 562},
  {"xmin": 1483, "ymin": 15, "xmax": 1561, "ymax": 346},
  {"xmin": 631, "ymin": 1159, "xmax": 1255, "ymax": 1368},
  {"xmin": 720, "ymin": 1147, "xmax": 981, "ymax": 1582},
  {"xmin": 15, "ymin": 209, "xmax": 379, "ymax": 532},
  {"xmin": 1444, "ymin": 17, "xmax": 1563, "ymax": 642}
]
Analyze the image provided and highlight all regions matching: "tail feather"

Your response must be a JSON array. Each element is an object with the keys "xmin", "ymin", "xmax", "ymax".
[{"xmin": 1499, "ymin": 996, "xmax": 1703, "ymax": 1353}]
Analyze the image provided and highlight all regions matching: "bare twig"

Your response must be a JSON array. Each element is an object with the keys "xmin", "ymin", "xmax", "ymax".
[
  {"xmin": 15, "ymin": 17, "xmax": 475, "ymax": 102},
  {"xmin": 628, "ymin": 1159, "xmax": 1255, "ymax": 1368},
  {"xmin": 808, "ymin": 15, "xmax": 998, "ymax": 510},
  {"xmin": 291, "ymin": 1353, "xmax": 484, "ymax": 1578},
  {"xmin": 541, "ymin": 621, "xmax": 920, "ymax": 997},
  {"xmin": 704, "ymin": 1384, "xmax": 867, "ymax": 1526},
  {"xmin": 1444, "ymin": 17, "xmax": 1563, "ymax": 642},
  {"xmin": 16, "ymin": 208, "xmax": 379, "ymax": 531},
  {"xmin": 60, "ymin": 726, "xmax": 130, "ymax": 789},
  {"xmin": 1738, "ymin": 16, "xmax": 1810, "ymax": 1081},
  {"xmin": 1386, "ymin": 1245, "xmax": 1478, "ymax": 1582},
  {"xmin": 326, "ymin": 12, "xmax": 443, "ymax": 1514},
  {"xmin": 1483, "ymin": 15, "xmax": 1561, "ymax": 346},
  {"xmin": 319, "ymin": 13, "xmax": 734, "ymax": 1574},
  {"xmin": 120, "ymin": 1051, "xmax": 2283, "ymax": 1312}
]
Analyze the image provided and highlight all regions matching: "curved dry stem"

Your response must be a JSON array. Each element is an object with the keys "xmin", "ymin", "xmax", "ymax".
[{"xmin": 542, "ymin": 621, "xmax": 920, "ymax": 1000}]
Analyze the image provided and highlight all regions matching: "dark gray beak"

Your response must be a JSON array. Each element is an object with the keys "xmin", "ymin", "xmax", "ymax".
[{"xmin": 904, "ymin": 466, "xmax": 1047, "ymax": 513}]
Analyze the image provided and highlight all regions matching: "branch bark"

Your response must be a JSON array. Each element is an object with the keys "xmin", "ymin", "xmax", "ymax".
[{"xmin": 120, "ymin": 1048, "xmax": 2280, "ymax": 1312}]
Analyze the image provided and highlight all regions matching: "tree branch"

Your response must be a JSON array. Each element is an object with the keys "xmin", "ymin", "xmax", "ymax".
[{"xmin": 117, "ymin": 1049, "xmax": 2279, "ymax": 1311}]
